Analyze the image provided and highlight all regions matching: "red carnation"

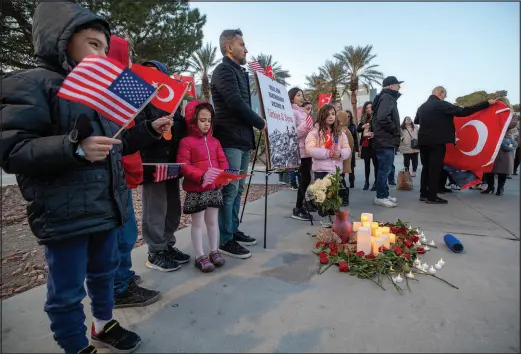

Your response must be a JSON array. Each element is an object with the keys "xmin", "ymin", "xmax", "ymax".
[
  {"xmin": 355, "ymin": 251, "xmax": 365, "ymax": 257},
  {"xmin": 391, "ymin": 227, "xmax": 399, "ymax": 234},
  {"xmin": 328, "ymin": 242, "xmax": 336, "ymax": 249},
  {"xmin": 392, "ymin": 245, "xmax": 403, "ymax": 256},
  {"xmin": 338, "ymin": 261, "xmax": 349, "ymax": 272},
  {"xmin": 365, "ymin": 254, "xmax": 376, "ymax": 260},
  {"xmin": 330, "ymin": 248, "xmax": 338, "ymax": 256},
  {"xmin": 403, "ymin": 253, "xmax": 411, "ymax": 260},
  {"xmin": 319, "ymin": 251, "xmax": 327, "ymax": 258},
  {"xmin": 316, "ymin": 241, "xmax": 325, "ymax": 248},
  {"xmin": 320, "ymin": 256, "xmax": 329, "ymax": 264},
  {"xmin": 405, "ymin": 240, "xmax": 414, "ymax": 248},
  {"xmin": 416, "ymin": 247, "xmax": 426, "ymax": 255},
  {"xmin": 411, "ymin": 235, "xmax": 419, "ymax": 243}
]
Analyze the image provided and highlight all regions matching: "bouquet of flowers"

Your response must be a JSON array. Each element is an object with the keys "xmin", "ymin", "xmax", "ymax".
[{"xmin": 306, "ymin": 167, "xmax": 342, "ymax": 215}]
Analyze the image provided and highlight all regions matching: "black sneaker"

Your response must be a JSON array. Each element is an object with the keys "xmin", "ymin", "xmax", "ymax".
[
  {"xmin": 426, "ymin": 197, "xmax": 448, "ymax": 204},
  {"xmin": 370, "ymin": 183, "xmax": 377, "ymax": 191},
  {"xmin": 439, "ymin": 187, "xmax": 452, "ymax": 194},
  {"xmin": 389, "ymin": 181, "xmax": 396, "ymax": 186},
  {"xmin": 132, "ymin": 275, "xmax": 142, "ymax": 285},
  {"xmin": 234, "ymin": 230, "xmax": 257, "ymax": 246},
  {"xmin": 219, "ymin": 240, "xmax": 252, "ymax": 259},
  {"xmin": 419, "ymin": 195, "xmax": 427, "ymax": 202},
  {"xmin": 78, "ymin": 345, "xmax": 97, "ymax": 354},
  {"xmin": 167, "ymin": 246, "xmax": 191, "ymax": 264},
  {"xmin": 145, "ymin": 251, "xmax": 181, "ymax": 272},
  {"xmin": 290, "ymin": 183, "xmax": 299, "ymax": 191},
  {"xmin": 114, "ymin": 282, "xmax": 160, "ymax": 309},
  {"xmin": 292, "ymin": 207, "xmax": 312, "ymax": 221},
  {"xmin": 91, "ymin": 319, "xmax": 141, "ymax": 353}
]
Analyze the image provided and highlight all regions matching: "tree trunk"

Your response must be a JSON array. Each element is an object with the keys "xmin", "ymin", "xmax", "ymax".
[
  {"xmin": 202, "ymin": 74, "xmax": 209, "ymax": 101},
  {"xmin": 350, "ymin": 89, "xmax": 358, "ymax": 124}
]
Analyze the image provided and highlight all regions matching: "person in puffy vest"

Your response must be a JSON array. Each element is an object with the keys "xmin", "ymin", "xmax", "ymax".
[{"xmin": 107, "ymin": 35, "xmax": 160, "ymax": 309}]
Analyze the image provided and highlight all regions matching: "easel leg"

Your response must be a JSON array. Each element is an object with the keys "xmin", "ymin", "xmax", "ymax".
[
  {"xmin": 264, "ymin": 169, "xmax": 269, "ymax": 249},
  {"xmin": 240, "ymin": 132, "xmax": 263, "ymax": 223}
]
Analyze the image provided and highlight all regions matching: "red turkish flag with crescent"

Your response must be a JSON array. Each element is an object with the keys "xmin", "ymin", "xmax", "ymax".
[
  {"xmin": 131, "ymin": 64, "xmax": 188, "ymax": 113},
  {"xmin": 318, "ymin": 94, "xmax": 332, "ymax": 108},
  {"xmin": 265, "ymin": 65, "xmax": 275, "ymax": 79},
  {"xmin": 173, "ymin": 74, "xmax": 197, "ymax": 98},
  {"xmin": 444, "ymin": 101, "xmax": 513, "ymax": 172}
]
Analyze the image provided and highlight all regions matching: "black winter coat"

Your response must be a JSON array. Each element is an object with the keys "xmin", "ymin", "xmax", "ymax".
[
  {"xmin": 414, "ymin": 95, "xmax": 490, "ymax": 146},
  {"xmin": 371, "ymin": 88, "xmax": 401, "ymax": 149},
  {"xmin": 0, "ymin": 2, "xmax": 161, "ymax": 244},
  {"xmin": 210, "ymin": 56, "xmax": 265, "ymax": 150}
]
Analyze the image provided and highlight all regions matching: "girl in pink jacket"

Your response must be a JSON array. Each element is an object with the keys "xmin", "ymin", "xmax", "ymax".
[
  {"xmin": 305, "ymin": 104, "xmax": 351, "ymax": 228},
  {"xmin": 288, "ymin": 87, "xmax": 315, "ymax": 222}
]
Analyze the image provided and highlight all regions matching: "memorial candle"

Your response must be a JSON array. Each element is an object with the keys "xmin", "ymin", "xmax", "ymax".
[
  {"xmin": 372, "ymin": 237, "xmax": 385, "ymax": 255},
  {"xmin": 362, "ymin": 221, "xmax": 371, "ymax": 229},
  {"xmin": 382, "ymin": 226, "xmax": 391, "ymax": 234},
  {"xmin": 389, "ymin": 233, "xmax": 396, "ymax": 244},
  {"xmin": 382, "ymin": 233, "xmax": 390, "ymax": 248},
  {"xmin": 361, "ymin": 213, "xmax": 373, "ymax": 224},
  {"xmin": 353, "ymin": 222, "xmax": 361, "ymax": 232},
  {"xmin": 356, "ymin": 227, "xmax": 372, "ymax": 255}
]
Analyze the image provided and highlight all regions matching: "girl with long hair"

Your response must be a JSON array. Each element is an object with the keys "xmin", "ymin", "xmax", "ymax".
[{"xmin": 357, "ymin": 101, "xmax": 378, "ymax": 191}]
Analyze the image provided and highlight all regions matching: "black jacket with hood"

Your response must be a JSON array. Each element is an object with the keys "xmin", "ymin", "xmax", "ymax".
[
  {"xmin": 0, "ymin": 2, "xmax": 161, "ymax": 244},
  {"xmin": 134, "ymin": 60, "xmax": 187, "ymax": 173},
  {"xmin": 210, "ymin": 56, "xmax": 265, "ymax": 151},
  {"xmin": 371, "ymin": 88, "xmax": 401, "ymax": 149}
]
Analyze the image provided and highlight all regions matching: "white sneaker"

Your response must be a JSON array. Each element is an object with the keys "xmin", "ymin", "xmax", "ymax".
[
  {"xmin": 320, "ymin": 217, "xmax": 333, "ymax": 228},
  {"xmin": 374, "ymin": 197, "xmax": 396, "ymax": 208},
  {"xmin": 387, "ymin": 196, "xmax": 397, "ymax": 203}
]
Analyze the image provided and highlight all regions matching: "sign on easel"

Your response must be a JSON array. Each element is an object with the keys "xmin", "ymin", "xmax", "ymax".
[{"xmin": 254, "ymin": 72, "xmax": 300, "ymax": 170}]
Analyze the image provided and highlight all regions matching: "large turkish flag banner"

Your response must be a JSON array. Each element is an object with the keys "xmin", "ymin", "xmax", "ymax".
[{"xmin": 444, "ymin": 101, "xmax": 513, "ymax": 172}]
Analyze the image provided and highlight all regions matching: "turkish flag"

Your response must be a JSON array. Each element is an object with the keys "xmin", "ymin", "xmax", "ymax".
[
  {"xmin": 318, "ymin": 94, "xmax": 332, "ymax": 108},
  {"xmin": 265, "ymin": 65, "xmax": 275, "ymax": 79},
  {"xmin": 356, "ymin": 105, "xmax": 363, "ymax": 118},
  {"xmin": 131, "ymin": 64, "xmax": 188, "ymax": 114},
  {"xmin": 173, "ymin": 74, "xmax": 197, "ymax": 98},
  {"xmin": 444, "ymin": 101, "xmax": 513, "ymax": 172}
]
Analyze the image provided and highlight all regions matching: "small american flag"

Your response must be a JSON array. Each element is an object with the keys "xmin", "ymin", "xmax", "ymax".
[
  {"xmin": 305, "ymin": 115, "xmax": 313, "ymax": 130},
  {"xmin": 224, "ymin": 169, "xmax": 241, "ymax": 175},
  {"xmin": 247, "ymin": 60, "xmax": 265, "ymax": 74},
  {"xmin": 58, "ymin": 55, "xmax": 156, "ymax": 126},
  {"xmin": 154, "ymin": 164, "xmax": 181, "ymax": 182},
  {"xmin": 202, "ymin": 167, "xmax": 223, "ymax": 187}
]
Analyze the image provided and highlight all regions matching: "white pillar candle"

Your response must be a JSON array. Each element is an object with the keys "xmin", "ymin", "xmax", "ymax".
[
  {"xmin": 361, "ymin": 213, "xmax": 373, "ymax": 224},
  {"xmin": 356, "ymin": 227, "xmax": 372, "ymax": 255},
  {"xmin": 389, "ymin": 233, "xmax": 396, "ymax": 244},
  {"xmin": 382, "ymin": 233, "xmax": 390, "ymax": 249}
]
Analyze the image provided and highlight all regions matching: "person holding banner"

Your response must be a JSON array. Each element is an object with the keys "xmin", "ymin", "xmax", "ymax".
[
  {"xmin": 177, "ymin": 101, "xmax": 229, "ymax": 272},
  {"xmin": 135, "ymin": 60, "xmax": 191, "ymax": 271},
  {"xmin": 0, "ymin": 2, "xmax": 175, "ymax": 352},
  {"xmin": 211, "ymin": 29, "xmax": 266, "ymax": 259},
  {"xmin": 289, "ymin": 87, "xmax": 314, "ymax": 221}
]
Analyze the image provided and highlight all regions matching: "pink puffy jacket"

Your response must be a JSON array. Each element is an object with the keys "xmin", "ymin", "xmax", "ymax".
[
  {"xmin": 293, "ymin": 104, "xmax": 312, "ymax": 159},
  {"xmin": 305, "ymin": 126, "xmax": 351, "ymax": 173}
]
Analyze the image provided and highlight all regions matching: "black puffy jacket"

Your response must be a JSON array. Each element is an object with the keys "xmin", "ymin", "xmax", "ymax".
[
  {"xmin": 210, "ymin": 56, "xmax": 265, "ymax": 150},
  {"xmin": 371, "ymin": 88, "xmax": 401, "ymax": 149},
  {"xmin": 0, "ymin": 2, "xmax": 161, "ymax": 244}
]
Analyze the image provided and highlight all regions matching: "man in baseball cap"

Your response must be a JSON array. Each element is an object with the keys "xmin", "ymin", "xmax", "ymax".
[{"xmin": 382, "ymin": 76, "xmax": 404, "ymax": 87}]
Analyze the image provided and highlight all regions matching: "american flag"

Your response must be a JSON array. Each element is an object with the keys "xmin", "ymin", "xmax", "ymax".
[
  {"xmin": 224, "ymin": 169, "xmax": 241, "ymax": 175},
  {"xmin": 202, "ymin": 167, "xmax": 223, "ymax": 187},
  {"xmin": 247, "ymin": 60, "xmax": 265, "ymax": 74},
  {"xmin": 57, "ymin": 55, "xmax": 156, "ymax": 126},
  {"xmin": 305, "ymin": 115, "xmax": 313, "ymax": 130},
  {"xmin": 154, "ymin": 164, "xmax": 181, "ymax": 182}
]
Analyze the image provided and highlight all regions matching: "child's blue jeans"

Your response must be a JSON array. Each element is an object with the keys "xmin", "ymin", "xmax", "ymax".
[{"xmin": 44, "ymin": 229, "xmax": 119, "ymax": 354}]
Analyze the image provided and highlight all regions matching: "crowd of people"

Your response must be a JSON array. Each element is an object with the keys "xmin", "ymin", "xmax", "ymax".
[{"xmin": 0, "ymin": 2, "xmax": 519, "ymax": 354}]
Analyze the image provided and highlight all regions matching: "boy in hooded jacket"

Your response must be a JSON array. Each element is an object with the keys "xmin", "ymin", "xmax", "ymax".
[
  {"xmin": 0, "ymin": 3, "xmax": 173, "ymax": 353},
  {"xmin": 135, "ymin": 60, "xmax": 191, "ymax": 272}
]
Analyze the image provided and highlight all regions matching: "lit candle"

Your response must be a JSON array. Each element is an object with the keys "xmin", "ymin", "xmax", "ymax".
[
  {"xmin": 413, "ymin": 258, "xmax": 421, "ymax": 266},
  {"xmin": 389, "ymin": 233, "xmax": 396, "ymax": 244},
  {"xmin": 421, "ymin": 235, "xmax": 427, "ymax": 243},
  {"xmin": 382, "ymin": 226, "xmax": 391, "ymax": 234},
  {"xmin": 361, "ymin": 213, "xmax": 373, "ymax": 224},
  {"xmin": 406, "ymin": 271, "xmax": 414, "ymax": 279},
  {"xmin": 438, "ymin": 258, "xmax": 445, "ymax": 266},
  {"xmin": 429, "ymin": 240, "xmax": 435, "ymax": 246},
  {"xmin": 395, "ymin": 274, "xmax": 403, "ymax": 283},
  {"xmin": 372, "ymin": 237, "xmax": 385, "ymax": 255},
  {"xmin": 422, "ymin": 262, "xmax": 428, "ymax": 269},
  {"xmin": 372, "ymin": 222, "xmax": 379, "ymax": 229},
  {"xmin": 362, "ymin": 221, "xmax": 371, "ymax": 228},
  {"xmin": 375, "ymin": 229, "xmax": 382, "ymax": 238},
  {"xmin": 389, "ymin": 266, "xmax": 394, "ymax": 271},
  {"xmin": 429, "ymin": 266, "xmax": 437, "ymax": 274},
  {"xmin": 424, "ymin": 246, "xmax": 430, "ymax": 251},
  {"xmin": 382, "ymin": 233, "xmax": 390, "ymax": 248},
  {"xmin": 435, "ymin": 263, "xmax": 442, "ymax": 270},
  {"xmin": 415, "ymin": 241, "xmax": 422, "ymax": 247},
  {"xmin": 353, "ymin": 222, "xmax": 361, "ymax": 232},
  {"xmin": 356, "ymin": 227, "xmax": 372, "ymax": 255}
]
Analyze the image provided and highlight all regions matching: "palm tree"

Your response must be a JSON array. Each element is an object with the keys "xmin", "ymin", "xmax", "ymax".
[
  {"xmin": 318, "ymin": 60, "xmax": 344, "ymax": 101},
  {"xmin": 188, "ymin": 42, "xmax": 220, "ymax": 101},
  {"xmin": 334, "ymin": 45, "xmax": 384, "ymax": 123},
  {"xmin": 249, "ymin": 53, "xmax": 291, "ymax": 95},
  {"xmin": 304, "ymin": 72, "xmax": 328, "ymax": 115}
]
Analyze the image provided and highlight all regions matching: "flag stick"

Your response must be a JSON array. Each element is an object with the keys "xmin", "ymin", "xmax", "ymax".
[{"xmin": 112, "ymin": 84, "xmax": 164, "ymax": 139}]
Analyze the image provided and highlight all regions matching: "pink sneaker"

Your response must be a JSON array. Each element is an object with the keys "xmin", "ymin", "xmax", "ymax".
[
  {"xmin": 209, "ymin": 251, "xmax": 225, "ymax": 267},
  {"xmin": 195, "ymin": 255, "xmax": 215, "ymax": 273}
]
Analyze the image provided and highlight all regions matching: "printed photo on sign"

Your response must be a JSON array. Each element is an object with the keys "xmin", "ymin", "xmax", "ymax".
[{"xmin": 255, "ymin": 72, "xmax": 299, "ymax": 169}]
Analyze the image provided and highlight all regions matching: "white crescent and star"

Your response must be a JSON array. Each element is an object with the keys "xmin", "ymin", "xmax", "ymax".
[
  {"xmin": 457, "ymin": 120, "xmax": 488, "ymax": 157},
  {"xmin": 152, "ymin": 81, "xmax": 174, "ymax": 102}
]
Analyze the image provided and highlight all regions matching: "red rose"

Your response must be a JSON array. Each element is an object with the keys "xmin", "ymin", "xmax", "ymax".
[
  {"xmin": 319, "ymin": 251, "xmax": 327, "ymax": 258},
  {"xmin": 365, "ymin": 254, "xmax": 376, "ymax": 260},
  {"xmin": 416, "ymin": 247, "xmax": 426, "ymax": 255},
  {"xmin": 320, "ymin": 256, "xmax": 329, "ymax": 264},
  {"xmin": 392, "ymin": 245, "xmax": 403, "ymax": 256},
  {"xmin": 316, "ymin": 241, "xmax": 325, "ymax": 248},
  {"xmin": 403, "ymin": 253, "xmax": 411, "ymax": 260},
  {"xmin": 330, "ymin": 248, "xmax": 338, "ymax": 256},
  {"xmin": 355, "ymin": 251, "xmax": 365, "ymax": 257},
  {"xmin": 328, "ymin": 242, "xmax": 336, "ymax": 249},
  {"xmin": 405, "ymin": 240, "xmax": 414, "ymax": 248},
  {"xmin": 391, "ymin": 227, "xmax": 399, "ymax": 234},
  {"xmin": 411, "ymin": 235, "xmax": 419, "ymax": 243},
  {"xmin": 339, "ymin": 261, "xmax": 349, "ymax": 272},
  {"xmin": 398, "ymin": 227, "xmax": 408, "ymax": 235}
]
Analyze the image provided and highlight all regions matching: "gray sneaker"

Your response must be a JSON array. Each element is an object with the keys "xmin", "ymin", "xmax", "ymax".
[
  {"xmin": 374, "ymin": 197, "xmax": 396, "ymax": 208},
  {"xmin": 320, "ymin": 216, "xmax": 333, "ymax": 228}
]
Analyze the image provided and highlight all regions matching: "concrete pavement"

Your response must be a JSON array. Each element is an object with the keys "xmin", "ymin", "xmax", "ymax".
[{"xmin": 2, "ymin": 155, "xmax": 520, "ymax": 353}]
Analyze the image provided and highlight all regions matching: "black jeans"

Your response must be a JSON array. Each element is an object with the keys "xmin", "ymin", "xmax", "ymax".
[
  {"xmin": 363, "ymin": 153, "xmax": 378, "ymax": 183},
  {"xmin": 420, "ymin": 144, "xmax": 446, "ymax": 200},
  {"xmin": 485, "ymin": 173, "xmax": 507, "ymax": 188},
  {"xmin": 514, "ymin": 147, "xmax": 521, "ymax": 174},
  {"xmin": 296, "ymin": 157, "xmax": 312, "ymax": 209},
  {"xmin": 403, "ymin": 153, "xmax": 419, "ymax": 172}
]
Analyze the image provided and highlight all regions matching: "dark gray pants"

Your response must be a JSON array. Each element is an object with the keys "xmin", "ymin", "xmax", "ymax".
[{"xmin": 142, "ymin": 179, "xmax": 181, "ymax": 253}]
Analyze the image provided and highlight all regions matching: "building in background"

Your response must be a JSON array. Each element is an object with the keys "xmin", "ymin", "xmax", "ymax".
[{"xmin": 339, "ymin": 86, "xmax": 377, "ymax": 122}]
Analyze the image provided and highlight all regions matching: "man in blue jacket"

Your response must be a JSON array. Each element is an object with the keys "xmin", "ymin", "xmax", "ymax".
[{"xmin": 211, "ymin": 29, "xmax": 266, "ymax": 259}]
